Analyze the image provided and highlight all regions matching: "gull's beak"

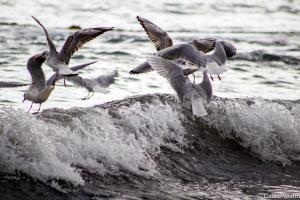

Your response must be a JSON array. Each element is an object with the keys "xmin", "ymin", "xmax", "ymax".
[
  {"xmin": 33, "ymin": 53, "xmax": 46, "ymax": 62},
  {"xmin": 33, "ymin": 53, "xmax": 42, "ymax": 59}
]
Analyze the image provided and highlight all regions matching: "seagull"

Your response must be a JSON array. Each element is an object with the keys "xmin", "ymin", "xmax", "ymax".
[
  {"xmin": 147, "ymin": 55, "xmax": 212, "ymax": 117},
  {"xmin": 23, "ymin": 53, "xmax": 55, "ymax": 113},
  {"xmin": 32, "ymin": 16, "xmax": 113, "ymax": 77},
  {"xmin": 23, "ymin": 53, "xmax": 95, "ymax": 113},
  {"xmin": 157, "ymin": 40, "xmax": 237, "ymax": 81},
  {"xmin": 129, "ymin": 16, "xmax": 216, "ymax": 75},
  {"xmin": 47, "ymin": 69, "xmax": 118, "ymax": 100}
]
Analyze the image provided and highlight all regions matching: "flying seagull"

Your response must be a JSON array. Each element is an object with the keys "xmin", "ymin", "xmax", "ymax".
[
  {"xmin": 147, "ymin": 55, "xmax": 212, "ymax": 117},
  {"xmin": 157, "ymin": 40, "xmax": 237, "ymax": 80},
  {"xmin": 129, "ymin": 16, "xmax": 216, "ymax": 75},
  {"xmin": 47, "ymin": 69, "xmax": 118, "ymax": 100},
  {"xmin": 46, "ymin": 61, "xmax": 97, "ymax": 87},
  {"xmin": 32, "ymin": 16, "xmax": 113, "ymax": 77}
]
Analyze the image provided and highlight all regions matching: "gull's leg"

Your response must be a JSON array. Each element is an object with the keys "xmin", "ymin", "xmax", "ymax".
[
  {"xmin": 83, "ymin": 91, "xmax": 94, "ymax": 100},
  {"xmin": 86, "ymin": 91, "xmax": 95, "ymax": 100},
  {"xmin": 33, "ymin": 104, "xmax": 42, "ymax": 114},
  {"xmin": 210, "ymin": 75, "xmax": 214, "ymax": 81},
  {"xmin": 64, "ymin": 78, "xmax": 67, "ymax": 87},
  {"xmin": 37, "ymin": 103, "xmax": 41, "ymax": 113},
  {"xmin": 192, "ymin": 74, "xmax": 196, "ymax": 84},
  {"xmin": 27, "ymin": 102, "xmax": 33, "ymax": 113},
  {"xmin": 218, "ymin": 75, "xmax": 222, "ymax": 81},
  {"xmin": 82, "ymin": 92, "xmax": 91, "ymax": 100}
]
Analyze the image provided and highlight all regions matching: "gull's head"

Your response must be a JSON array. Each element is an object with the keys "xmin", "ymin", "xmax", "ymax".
[
  {"xmin": 41, "ymin": 50, "xmax": 50, "ymax": 65},
  {"xmin": 220, "ymin": 41, "xmax": 237, "ymax": 58},
  {"xmin": 41, "ymin": 50, "xmax": 49, "ymax": 59},
  {"xmin": 27, "ymin": 52, "xmax": 47, "ymax": 72},
  {"xmin": 32, "ymin": 52, "xmax": 47, "ymax": 63}
]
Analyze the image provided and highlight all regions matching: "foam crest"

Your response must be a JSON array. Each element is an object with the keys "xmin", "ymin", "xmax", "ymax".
[
  {"xmin": 0, "ymin": 108, "xmax": 84, "ymax": 185},
  {"xmin": 209, "ymin": 98, "xmax": 300, "ymax": 164},
  {"xmin": 0, "ymin": 100, "xmax": 186, "ymax": 184}
]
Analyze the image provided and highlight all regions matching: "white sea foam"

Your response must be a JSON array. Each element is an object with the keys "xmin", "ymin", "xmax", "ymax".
[
  {"xmin": 209, "ymin": 98, "xmax": 300, "ymax": 164},
  {"xmin": 0, "ymin": 101, "xmax": 186, "ymax": 185}
]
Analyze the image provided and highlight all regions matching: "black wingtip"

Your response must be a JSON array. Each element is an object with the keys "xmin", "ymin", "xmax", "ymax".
[
  {"xmin": 129, "ymin": 70, "xmax": 139, "ymax": 75},
  {"xmin": 31, "ymin": 16, "xmax": 43, "ymax": 27},
  {"xmin": 32, "ymin": 16, "xmax": 38, "ymax": 22},
  {"xmin": 113, "ymin": 70, "xmax": 119, "ymax": 77},
  {"xmin": 136, "ymin": 16, "xmax": 144, "ymax": 23},
  {"xmin": 226, "ymin": 49, "xmax": 237, "ymax": 58}
]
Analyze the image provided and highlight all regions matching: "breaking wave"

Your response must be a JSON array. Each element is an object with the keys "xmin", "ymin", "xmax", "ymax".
[{"xmin": 0, "ymin": 94, "xmax": 299, "ymax": 188}]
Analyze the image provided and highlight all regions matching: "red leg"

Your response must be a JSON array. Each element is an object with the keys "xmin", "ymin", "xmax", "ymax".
[
  {"xmin": 64, "ymin": 78, "xmax": 67, "ymax": 86},
  {"xmin": 27, "ymin": 102, "xmax": 33, "ymax": 113},
  {"xmin": 37, "ymin": 104, "xmax": 41, "ymax": 113},
  {"xmin": 33, "ymin": 104, "xmax": 42, "ymax": 114},
  {"xmin": 210, "ymin": 76, "xmax": 214, "ymax": 81},
  {"xmin": 218, "ymin": 75, "xmax": 222, "ymax": 81}
]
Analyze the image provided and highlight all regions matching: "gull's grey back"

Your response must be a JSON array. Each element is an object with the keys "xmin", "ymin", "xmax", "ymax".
[{"xmin": 158, "ymin": 43, "xmax": 207, "ymax": 67}]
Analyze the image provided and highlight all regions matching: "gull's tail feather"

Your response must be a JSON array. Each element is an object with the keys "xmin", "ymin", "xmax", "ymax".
[
  {"xmin": 70, "ymin": 61, "xmax": 97, "ymax": 72},
  {"xmin": 129, "ymin": 61, "xmax": 153, "ymax": 74},
  {"xmin": 191, "ymin": 92, "xmax": 207, "ymax": 117},
  {"xmin": 205, "ymin": 62, "xmax": 228, "ymax": 75},
  {"xmin": 59, "ymin": 67, "xmax": 78, "ymax": 77}
]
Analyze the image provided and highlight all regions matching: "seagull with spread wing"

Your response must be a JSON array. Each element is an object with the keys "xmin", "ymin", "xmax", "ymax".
[
  {"xmin": 32, "ymin": 16, "xmax": 114, "ymax": 77},
  {"xmin": 129, "ymin": 16, "xmax": 216, "ymax": 76},
  {"xmin": 157, "ymin": 40, "xmax": 236, "ymax": 80},
  {"xmin": 147, "ymin": 55, "xmax": 212, "ymax": 117},
  {"xmin": 47, "ymin": 68, "xmax": 118, "ymax": 100}
]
